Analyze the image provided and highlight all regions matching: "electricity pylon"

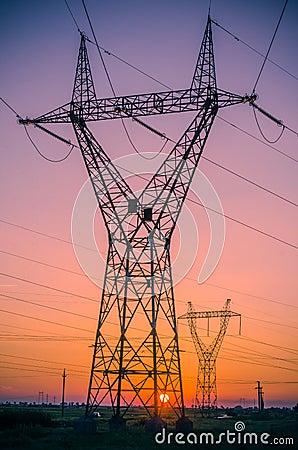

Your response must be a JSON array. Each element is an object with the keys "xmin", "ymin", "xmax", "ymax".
[
  {"xmin": 179, "ymin": 299, "xmax": 241, "ymax": 414},
  {"xmin": 20, "ymin": 15, "xmax": 251, "ymax": 428}
]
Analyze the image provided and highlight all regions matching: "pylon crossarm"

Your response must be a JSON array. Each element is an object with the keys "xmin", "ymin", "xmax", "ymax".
[
  {"xmin": 20, "ymin": 86, "xmax": 246, "ymax": 125},
  {"xmin": 19, "ymin": 15, "xmax": 247, "ymax": 127},
  {"xmin": 180, "ymin": 309, "xmax": 240, "ymax": 319}
]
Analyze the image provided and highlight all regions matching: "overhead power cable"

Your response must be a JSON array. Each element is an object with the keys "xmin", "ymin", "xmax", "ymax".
[
  {"xmin": 211, "ymin": 18, "xmax": 298, "ymax": 82},
  {"xmin": 0, "ymin": 360, "xmax": 87, "ymax": 375},
  {"xmin": 0, "ymin": 308, "xmax": 93, "ymax": 333},
  {"xmin": 0, "ymin": 271, "xmax": 98, "ymax": 304},
  {"xmin": 241, "ymin": 313, "xmax": 298, "ymax": 330},
  {"xmin": 202, "ymin": 281, "xmax": 297, "ymax": 310},
  {"xmin": 64, "ymin": 2, "xmax": 298, "ymax": 142},
  {"xmin": 2, "ymin": 249, "xmax": 297, "ymax": 330},
  {"xmin": 0, "ymin": 249, "xmax": 99, "ymax": 281},
  {"xmin": 64, "ymin": 0, "xmax": 81, "ymax": 33},
  {"xmin": 0, "ymin": 96, "xmax": 21, "ymax": 117},
  {"xmin": 0, "ymin": 218, "xmax": 96, "ymax": 251},
  {"xmin": 0, "ymin": 293, "xmax": 96, "ymax": 321},
  {"xmin": 146, "ymin": 121, "xmax": 296, "ymax": 204},
  {"xmin": 0, "ymin": 352, "xmax": 88, "ymax": 370},
  {"xmin": 111, "ymin": 160, "xmax": 298, "ymax": 249},
  {"xmin": 3, "ymin": 92, "xmax": 296, "ymax": 164},
  {"xmin": 23, "ymin": 126, "xmax": 75, "ymax": 163},
  {"xmin": 81, "ymin": 0, "xmax": 168, "ymax": 160},
  {"xmin": 0, "ymin": 216, "xmax": 298, "ymax": 298},
  {"xmin": 201, "ymin": 155, "xmax": 297, "ymax": 207},
  {"xmin": 0, "ymin": 96, "xmax": 77, "ymax": 162},
  {"xmin": 82, "ymin": 0, "xmax": 115, "ymax": 98},
  {"xmin": 64, "ymin": 1, "xmax": 171, "ymax": 89},
  {"xmin": 216, "ymin": 342, "xmax": 298, "ymax": 366},
  {"xmin": 0, "ymin": 322, "xmax": 70, "ymax": 337},
  {"xmin": 99, "ymin": 47, "xmax": 171, "ymax": 90},
  {"xmin": 1, "ymin": 313, "xmax": 296, "ymax": 375},
  {"xmin": 252, "ymin": 0, "xmax": 288, "ymax": 94},
  {"xmin": 1, "ymin": 245, "xmax": 296, "ymax": 313},
  {"xmin": 188, "ymin": 195, "xmax": 297, "ymax": 250},
  {"xmin": 252, "ymin": 106, "xmax": 285, "ymax": 144},
  {"xmin": 239, "ymin": 335, "xmax": 298, "ymax": 355},
  {"xmin": 217, "ymin": 115, "xmax": 297, "ymax": 162}
]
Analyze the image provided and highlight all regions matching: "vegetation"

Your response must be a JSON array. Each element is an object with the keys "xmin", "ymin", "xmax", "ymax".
[{"xmin": 0, "ymin": 406, "xmax": 297, "ymax": 449}]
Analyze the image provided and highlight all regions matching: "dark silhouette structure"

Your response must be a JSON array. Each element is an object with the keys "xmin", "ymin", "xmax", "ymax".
[
  {"xmin": 20, "ymin": 15, "xmax": 252, "ymax": 427},
  {"xmin": 179, "ymin": 299, "xmax": 241, "ymax": 414}
]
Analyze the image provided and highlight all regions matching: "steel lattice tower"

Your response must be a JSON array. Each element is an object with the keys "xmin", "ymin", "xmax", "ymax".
[
  {"xmin": 179, "ymin": 299, "xmax": 241, "ymax": 414},
  {"xmin": 20, "ymin": 16, "xmax": 251, "ymax": 427}
]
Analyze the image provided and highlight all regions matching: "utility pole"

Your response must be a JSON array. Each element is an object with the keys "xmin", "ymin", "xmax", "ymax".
[
  {"xmin": 38, "ymin": 391, "xmax": 44, "ymax": 405},
  {"xmin": 61, "ymin": 369, "xmax": 67, "ymax": 417},
  {"xmin": 179, "ymin": 299, "xmax": 241, "ymax": 415},
  {"xmin": 256, "ymin": 381, "xmax": 264, "ymax": 412}
]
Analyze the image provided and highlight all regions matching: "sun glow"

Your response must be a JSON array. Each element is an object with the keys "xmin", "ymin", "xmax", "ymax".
[{"xmin": 160, "ymin": 393, "xmax": 170, "ymax": 403}]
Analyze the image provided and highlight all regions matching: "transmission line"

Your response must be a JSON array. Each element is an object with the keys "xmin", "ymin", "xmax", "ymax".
[
  {"xmin": 0, "ymin": 293, "xmax": 96, "ymax": 321},
  {"xmin": 23, "ymin": 126, "xmax": 75, "ymax": 163},
  {"xmin": 252, "ymin": 0, "xmax": 288, "ymax": 94},
  {"xmin": 3, "ymin": 260, "xmax": 297, "ymax": 349},
  {"xmin": 188, "ymin": 195, "xmax": 297, "ymax": 250},
  {"xmin": 113, "ymin": 161, "xmax": 298, "ymax": 250},
  {"xmin": 0, "ymin": 352, "xmax": 88, "ymax": 370},
  {"xmin": 0, "ymin": 249, "xmax": 99, "ymax": 281},
  {"xmin": 81, "ymin": 0, "xmax": 171, "ymax": 160},
  {"xmin": 0, "ymin": 272, "xmax": 98, "ymax": 303},
  {"xmin": 2, "ymin": 246, "xmax": 297, "ymax": 318},
  {"xmin": 64, "ymin": 2, "xmax": 298, "ymax": 141},
  {"xmin": 0, "ymin": 308, "xmax": 93, "ymax": 333},
  {"xmin": 202, "ymin": 155, "xmax": 297, "ymax": 207},
  {"xmin": 211, "ymin": 17, "xmax": 297, "ymax": 82},
  {"xmin": 217, "ymin": 115, "xmax": 297, "ymax": 162},
  {"xmin": 64, "ymin": 0, "xmax": 81, "ymax": 33}
]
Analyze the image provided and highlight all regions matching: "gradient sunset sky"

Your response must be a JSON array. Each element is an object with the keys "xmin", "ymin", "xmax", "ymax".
[{"xmin": 0, "ymin": 0, "xmax": 297, "ymax": 408}]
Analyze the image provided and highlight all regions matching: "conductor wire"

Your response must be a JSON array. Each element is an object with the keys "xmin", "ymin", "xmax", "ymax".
[{"xmin": 252, "ymin": 0, "xmax": 288, "ymax": 94}]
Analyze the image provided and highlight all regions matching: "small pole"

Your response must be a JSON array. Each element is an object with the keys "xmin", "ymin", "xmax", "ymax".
[
  {"xmin": 62, "ymin": 369, "xmax": 67, "ymax": 417},
  {"xmin": 256, "ymin": 380, "xmax": 264, "ymax": 412}
]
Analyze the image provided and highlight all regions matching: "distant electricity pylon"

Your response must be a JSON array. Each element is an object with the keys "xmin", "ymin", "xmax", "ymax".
[
  {"xmin": 179, "ymin": 299, "xmax": 241, "ymax": 414},
  {"xmin": 20, "ymin": 14, "xmax": 252, "ymax": 429}
]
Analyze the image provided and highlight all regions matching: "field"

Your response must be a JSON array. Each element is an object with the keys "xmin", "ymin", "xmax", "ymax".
[{"xmin": 0, "ymin": 406, "xmax": 297, "ymax": 449}]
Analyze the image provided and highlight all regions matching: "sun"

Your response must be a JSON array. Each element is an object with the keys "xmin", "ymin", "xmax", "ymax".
[{"xmin": 159, "ymin": 393, "xmax": 170, "ymax": 403}]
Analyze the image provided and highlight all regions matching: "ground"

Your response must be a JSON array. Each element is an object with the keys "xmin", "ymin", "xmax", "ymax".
[{"xmin": 0, "ymin": 406, "xmax": 297, "ymax": 449}]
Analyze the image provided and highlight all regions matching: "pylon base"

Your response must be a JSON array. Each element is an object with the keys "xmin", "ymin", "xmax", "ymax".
[
  {"xmin": 145, "ymin": 415, "xmax": 166, "ymax": 434},
  {"xmin": 109, "ymin": 415, "xmax": 126, "ymax": 431},
  {"xmin": 73, "ymin": 416, "xmax": 97, "ymax": 434},
  {"xmin": 175, "ymin": 416, "xmax": 193, "ymax": 433}
]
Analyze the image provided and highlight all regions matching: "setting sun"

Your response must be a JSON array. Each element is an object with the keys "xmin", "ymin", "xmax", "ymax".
[{"xmin": 160, "ymin": 393, "xmax": 170, "ymax": 404}]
